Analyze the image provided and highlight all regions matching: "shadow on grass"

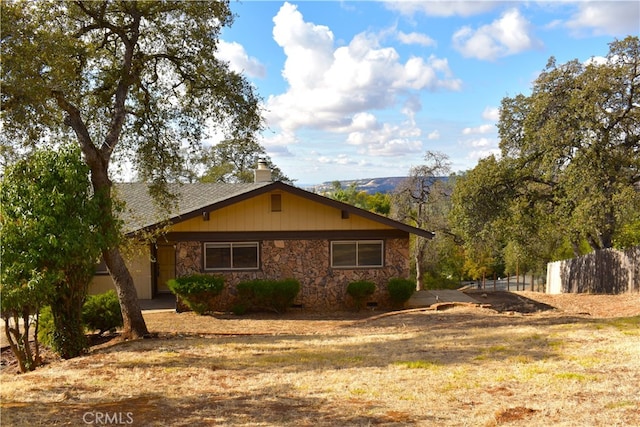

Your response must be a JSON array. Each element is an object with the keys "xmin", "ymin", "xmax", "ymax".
[
  {"xmin": 91, "ymin": 310, "xmax": 584, "ymax": 373},
  {"xmin": 3, "ymin": 310, "xmax": 637, "ymax": 426},
  {"xmin": 0, "ymin": 387, "xmax": 435, "ymax": 426}
]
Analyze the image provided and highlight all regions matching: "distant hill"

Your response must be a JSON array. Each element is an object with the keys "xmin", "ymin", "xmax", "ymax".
[
  {"xmin": 305, "ymin": 176, "xmax": 450, "ymax": 195},
  {"xmin": 305, "ymin": 177, "xmax": 408, "ymax": 194}
]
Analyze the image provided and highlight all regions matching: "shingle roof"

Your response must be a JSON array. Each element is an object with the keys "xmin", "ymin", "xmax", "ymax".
[
  {"xmin": 114, "ymin": 182, "xmax": 272, "ymax": 233},
  {"xmin": 113, "ymin": 181, "xmax": 434, "ymax": 239}
]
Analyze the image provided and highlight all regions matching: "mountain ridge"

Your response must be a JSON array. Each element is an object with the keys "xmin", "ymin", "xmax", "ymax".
[{"xmin": 304, "ymin": 177, "xmax": 409, "ymax": 194}]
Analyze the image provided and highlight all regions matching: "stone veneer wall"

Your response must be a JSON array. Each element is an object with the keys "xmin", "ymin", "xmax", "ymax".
[{"xmin": 175, "ymin": 238, "xmax": 410, "ymax": 311}]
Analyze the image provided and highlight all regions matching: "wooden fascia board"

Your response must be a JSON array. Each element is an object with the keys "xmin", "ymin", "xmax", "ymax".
[{"xmin": 165, "ymin": 229, "xmax": 409, "ymax": 242}]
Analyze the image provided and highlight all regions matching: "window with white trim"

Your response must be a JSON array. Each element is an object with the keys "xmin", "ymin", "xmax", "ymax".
[
  {"xmin": 204, "ymin": 242, "xmax": 259, "ymax": 270},
  {"xmin": 331, "ymin": 240, "xmax": 383, "ymax": 268}
]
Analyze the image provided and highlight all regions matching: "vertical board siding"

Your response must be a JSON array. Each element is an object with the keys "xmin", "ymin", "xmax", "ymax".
[
  {"xmin": 546, "ymin": 246, "xmax": 639, "ymax": 294},
  {"xmin": 169, "ymin": 192, "xmax": 394, "ymax": 233}
]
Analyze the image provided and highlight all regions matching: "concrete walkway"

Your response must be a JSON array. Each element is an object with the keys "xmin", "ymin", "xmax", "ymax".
[
  {"xmin": 406, "ymin": 290, "xmax": 481, "ymax": 308},
  {"xmin": 139, "ymin": 293, "xmax": 176, "ymax": 312}
]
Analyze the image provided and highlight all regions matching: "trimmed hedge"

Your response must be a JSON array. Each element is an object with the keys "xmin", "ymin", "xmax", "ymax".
[
  {"xmin": 168, "ymin": 274, "xmax": 225, "ymax": 315},
  {"xmin": 234, "ymin": 279, "xmax": 300, "ymax": 314},
  {"xmin": 346, "ymin": 280, "xmax": 376, "ymax": 311},
  {"xmin": 387, "ymin": 278, "xmax": 416, "ymax": 306}
]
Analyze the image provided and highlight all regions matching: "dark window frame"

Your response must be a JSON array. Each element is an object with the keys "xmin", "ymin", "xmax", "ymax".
[
  {"xmin": 203, "ymin": 242, "xmax": 260, "ymax": 271},
  {"xmin": 330, "ymin": 240, "xmax": 384, "ymax": 268}
]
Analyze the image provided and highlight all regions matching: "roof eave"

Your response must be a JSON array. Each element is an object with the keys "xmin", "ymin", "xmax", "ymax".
[{"xmin": 127, "ymin": 181, "xmax": 435, "ymax": 239}]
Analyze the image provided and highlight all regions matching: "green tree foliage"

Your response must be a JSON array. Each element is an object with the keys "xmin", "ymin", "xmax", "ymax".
[
  {"xmin": 1, "ymin": 146, "xmax": 109, "ymax": 367},
  {"xmin": 325, "ymin": 182, "xmax": 391, "ymax": 215},
  {"xmin": 39, "ymin": 291, "xmax": 124, "ymax": 344},
  {"xmin": 1, "ymin": 1, "xmax": 263, "ymax": 338},
  {"xmin": 499, "ymin": 36, "xmax": 640, "ymax": 252},
  {"xmin": 199, "ymin": 138, "xmax": 291, "ymax": 183},
  {"xmin": 452, "ymin": 37, "xmax": 640, "ymax": 272}
]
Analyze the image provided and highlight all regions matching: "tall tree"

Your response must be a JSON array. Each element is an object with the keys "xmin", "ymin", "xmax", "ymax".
[
  {"xmin": 392, "ymin": 151, "xmax": 451, "ymax": 290},
  {"xmin": 1, "ymin": 1, "xmax": 263, "ymax": 338},
  {"xmin": 199, "ymin": 138, "xmax": 291, "ymax": 183},
  {"xmin": 324, "ymin": 181, "xmax": 391, "ymax": 215},
  {"xmin": 1, "ymin": 146, "xmax": 111, "ymax": 368},
  {"xmin": 452, "ymin": 37, "xmax": 640, "ymax": 272},
  {"xmin": 498, "ymin": 36, "xmax": 640, "ymax": 252}
]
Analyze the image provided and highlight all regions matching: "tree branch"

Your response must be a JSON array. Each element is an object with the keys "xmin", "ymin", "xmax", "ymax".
[{"xmin": 51, "ymin": 90, "xmax": 105, "ymax": 174}]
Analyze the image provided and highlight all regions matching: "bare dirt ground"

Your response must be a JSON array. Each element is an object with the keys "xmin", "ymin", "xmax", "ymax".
[{"xmin": 1, "ymin": 291, "xmax": 639, "ymax": 426}]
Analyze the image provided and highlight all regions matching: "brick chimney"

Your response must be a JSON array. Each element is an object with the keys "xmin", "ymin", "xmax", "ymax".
[{"xmin": 254, "ymin": 158, "xmax": 272, "ymax": 183}]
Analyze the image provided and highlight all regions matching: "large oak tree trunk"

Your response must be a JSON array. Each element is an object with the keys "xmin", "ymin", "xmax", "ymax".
[
  {"xmin": 102, "ymin": 247, "xmax": 149, "ymax": 339},
  {"xmin": 90, "ymin": 162, "xmax": 149, "ymax": 339}
]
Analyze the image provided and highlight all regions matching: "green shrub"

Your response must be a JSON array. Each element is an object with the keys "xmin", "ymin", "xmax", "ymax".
[
  {"xmin": 168, "ymin": 274, "xmax": 225, "ymax": 315},
  {"xmin": 37, "ymin": 306, "xmax": 55, "ymax": 348},
  {"xmin": 230, "ymin": 303, "xmax": 248, "ymax": 316},
  {"xmin": 39, "ymin": 304, "xmax": 89, "ymax": 356},
  {"xmin": 423, "ymin": 273, "xmax": 461, "ymax": 290},
  {"xmin": 235, "ymin": 279, "xmax": 300, "ymax": 314},
  {"xmin": 346, "ymin": 281, "xmax": 376, "ymax": 311},
  {"xmin": 82, "ymin": 290, "xmax": 123, "ymax": 335},
  {"xmin": 387, "ymin": 278, "xmax": 416, "ymax": 306}
]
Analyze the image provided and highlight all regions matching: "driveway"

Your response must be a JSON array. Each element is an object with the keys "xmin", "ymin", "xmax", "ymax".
[{"xmin": 406, "ymin": 289, "xmax": 481, "ymax": 308}]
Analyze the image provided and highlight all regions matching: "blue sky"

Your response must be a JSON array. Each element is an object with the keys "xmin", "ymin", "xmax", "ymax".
[{"xmin": 214, "ymin": 1, "xmax": 639, "ymax": 184}]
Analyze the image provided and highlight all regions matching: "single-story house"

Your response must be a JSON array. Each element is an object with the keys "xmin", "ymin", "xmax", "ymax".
[{"xmin": 90, "ymin": 163, "xmax": 434, "ymax": 310}]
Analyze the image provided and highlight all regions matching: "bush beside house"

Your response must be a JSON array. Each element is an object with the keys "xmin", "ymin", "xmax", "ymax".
[
  {"xmin": 168, "ymin": 274, "xmax": 225, "ymax": 315},
  {"xmin": 234, "ymin": 279, "xmax": 301, "ymax": 314},
  {"xmin": 346, "ymin": 281, "xmax": 377, "ymax": 311},
  {"xmin": 387, "ymin": 278, "xmax": 416, "ymax": 307}
]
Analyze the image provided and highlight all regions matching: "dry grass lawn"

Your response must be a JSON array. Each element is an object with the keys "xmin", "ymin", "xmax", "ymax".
[{"xmin": 1, "ymin": 292, "xmax": 639, "ymax": 426}]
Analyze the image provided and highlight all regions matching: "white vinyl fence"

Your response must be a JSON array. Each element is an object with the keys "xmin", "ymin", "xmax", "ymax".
[{"xmin": 546, "ymin": 246, "xmax": 639, "ymax": 294}]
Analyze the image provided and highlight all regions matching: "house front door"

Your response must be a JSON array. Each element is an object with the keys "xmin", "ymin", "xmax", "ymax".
[{"xmin": 156, "ymin": 244, "xmax": 175, "ymax": 294}]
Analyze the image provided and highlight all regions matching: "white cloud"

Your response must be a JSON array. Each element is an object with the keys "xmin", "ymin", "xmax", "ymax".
[
  {"xmin": 259, "ymin": 129, "xmax": 298, "ymax": 158},
  {"xmin": 453, "ymin": 8, "xmax": 542, "ymax": 61},
  {"xmin": 467, "ymin": 147, "xmax": 501, "ymax": 163},
  {"xmin": 385, "ymin": 1, "xmax": 497, "ymax": 17},
  {"xmin": 427, "ymin": 130, "xmax": 440, "ymax": 140},
  {"xmin": 346, "ymin": 119, "xmax": 423, "ymax": 157},
  {"xmin": 346, "ymin": 115, "xmax": 422, "ymax": 157},
  {"xmin": 468, "ymin": 137, "xmax": 492, "ymax": 147},
  {"xmin": 462, "ymin": 134, "xmax": 500, "ymax": 165},
  {"xmin": 565, "ymin": 2, "xmax": 640, "ymax": 36},
  {"xmin": 482, "ymin": 106, "xmax": 500, "ymax": 122},
  {"xmin": 462, "ymin": 124, "xmax": 494, "ymax": 135},
  {"xmin": 265, "ymin": 2, "xmax": 462, "ymax": 134},
  {"xmin": 318, "ymin": 154, "xmax": 360, "ymax": 166},
  {"xmin": 585, "ymin": 55, "xmax": 608, "ymax": 66},
  {"xmin": 397, "ymin": 31, "xmax": 437, "ymax": 47},
  {"xmin": 217, "ymin": 40, "xmax": 266, "ymax": 78},
  {"xmin": 272, "ymin": 2, "xmax": 335, "ymax": 90}
]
